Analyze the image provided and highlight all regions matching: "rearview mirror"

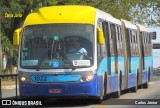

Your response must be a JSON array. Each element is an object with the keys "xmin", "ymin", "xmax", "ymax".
[
  {"xmin": 13, "ymin": 28, "xmax": 22, "ymax": 46},
  {"xmin": 97, "ymin": 27, "xmax": 104, "ymax": 45}
]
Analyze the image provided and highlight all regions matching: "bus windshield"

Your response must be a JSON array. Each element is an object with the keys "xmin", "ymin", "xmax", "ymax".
[{"xmin": 21, "ymin": 24, "xmax": 94, "ymax": 69}]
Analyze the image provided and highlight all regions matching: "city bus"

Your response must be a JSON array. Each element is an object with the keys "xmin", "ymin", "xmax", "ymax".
[{"xmin": 13, "ymin": 5, "xmax": 152, "ymax": 103}]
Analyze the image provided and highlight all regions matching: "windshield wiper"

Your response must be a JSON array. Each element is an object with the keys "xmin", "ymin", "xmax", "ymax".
[
  {"xmin": 58, "ymin": 48, "xmax": 76, "ymax": 70},
  {"xmin": 36, "ymin": 51, "xmax": 48, "ymax": 71},
  {"xmin": 36, "ymin": 36, "xmax": 75, "ymax": 71},
  {"xmin": 55, "ymin": 36, "xmax": 75, "ymax": 70}
]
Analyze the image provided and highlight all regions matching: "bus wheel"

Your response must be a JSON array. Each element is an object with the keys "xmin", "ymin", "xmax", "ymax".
[
  {"xmin": 94, "ymin": 96, "xmax": 103, "ymax": 104},
  {"xmin": 143, "ymin": 82, "xmax": 148, "ymax": 88}
]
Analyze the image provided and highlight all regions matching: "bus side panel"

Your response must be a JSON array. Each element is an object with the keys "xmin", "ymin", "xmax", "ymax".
[
  {"xmin": 97, "ymin": 56, "xmax": 120, "ymax": 94},
  {"xmin": 97, "ymin": 57, "xmax": 107, "ymax": 96},
  {"xmin": 128, "ymin": 57, "xmax": 139, "ymax": 88},
  {"xmin": 118, "ymin": 57, "xmax": 125, "ymax": 90},
  {"xmin": 143, "ymin": 56, "xmax": 148, "ymax": 83},
  {"xmin": 150, "ymin": 56, "xmax": 153, "ymax": 80},
  {"xmin": 110, "ymin": 56, "xmax": 118, "ymax": 93},
  {"xmin": 142, "ymin": 56, "xmax": 153, "ymax": 83},
  {"xmin": 109, "ymin": 76, "xmax": 118, "ymax": 92},
  {"xmin": 142, "ymin": 71, "xmax": 147, "ymax": 84}
]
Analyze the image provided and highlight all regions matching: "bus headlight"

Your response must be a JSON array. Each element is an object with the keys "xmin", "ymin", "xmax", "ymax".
[
  {"xmin": 21, "ymin": 77, "xmax": 26, "ymax": 82},
  {"xmin": 81, "ymin": 75, "xmax": 94, "ymax": 82}
]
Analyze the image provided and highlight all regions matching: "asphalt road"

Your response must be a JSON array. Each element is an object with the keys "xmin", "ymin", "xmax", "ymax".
[{"xmin": 1, "ymin": 76, "xmax": 160, "ymax": 108}]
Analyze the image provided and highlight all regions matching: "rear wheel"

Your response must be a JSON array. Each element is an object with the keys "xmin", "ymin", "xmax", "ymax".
[{"xmin": 143, "ymin": 82, "xmax": 148, "ymax": 88}]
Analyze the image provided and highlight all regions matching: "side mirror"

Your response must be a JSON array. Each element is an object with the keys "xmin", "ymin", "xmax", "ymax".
[
  {"xmin": 13, "ymin": 28, "xmax": 22, "ymax": 46},
  {"xmin": 97, "ymin": 27, "xmax": 104, "ymax": 45}
]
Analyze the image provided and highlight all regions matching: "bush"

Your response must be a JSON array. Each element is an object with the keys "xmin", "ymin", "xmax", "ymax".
[{"xmin": 1, "ymin": 33, "xmax": 18, "ymax": 66}]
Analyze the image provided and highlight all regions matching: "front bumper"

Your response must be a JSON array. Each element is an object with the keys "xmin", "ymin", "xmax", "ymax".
[{"xmin": 19, "ymin": 74, "xmax": 98, "ymax": 97}]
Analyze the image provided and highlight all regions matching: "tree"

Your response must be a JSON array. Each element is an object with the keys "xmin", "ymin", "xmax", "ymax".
[
  {"xmin": 0, "ymin": 0, "xmax": 56, "ymax": 65},
  {"xmin": 131, "ymin": 0, "xmax": 160, "ymax": 26},
  {"xmin": 1, "ymin": 33, "xmax": 18, "ymax": 65},
  {"xmin": 0, "ymin": 0, "xmax": 56, "ymax": 41}
]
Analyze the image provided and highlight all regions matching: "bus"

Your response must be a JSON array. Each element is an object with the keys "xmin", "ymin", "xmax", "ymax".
[{"xmin": 13, "ymin": 5, "xmax": 152, "ymax": 102}]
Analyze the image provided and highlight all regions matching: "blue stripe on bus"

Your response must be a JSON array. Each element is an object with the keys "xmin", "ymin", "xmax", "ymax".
[
  {"xmin": 130, "ymin": 57, "xmax": 139, "ymax": 74},
  {"xmin": 97, "ymin": 57, "xmax": 107, "ymax": 76},
  {"xmin": 31, "ymin": 74, "xmax": 81, "ymax": 83}
]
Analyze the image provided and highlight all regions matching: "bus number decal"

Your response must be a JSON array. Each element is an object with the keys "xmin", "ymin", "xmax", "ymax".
[{"xmin": 32, "ymin": 75, "xmax": 47, "ymax": 82}]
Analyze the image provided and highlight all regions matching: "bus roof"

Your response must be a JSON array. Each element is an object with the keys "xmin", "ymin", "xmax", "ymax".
[
  {"xmin": 97, "ymin": 9, "xmax": 121, "ymax": 25},
  {"xmin": 136, "ymin": 24, "xmax": 150, "ymax": 32},
  {"xmin": 24, "ymin": 5, "xmax": 96, "ymax": 26},
  {"xmin": 121, "ymin": 19, "xmax": 137, "ymax": 30}
]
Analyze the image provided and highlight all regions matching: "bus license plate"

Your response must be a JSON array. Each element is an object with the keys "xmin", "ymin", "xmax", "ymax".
[{"xmin": 49, "ymin": 89, "xmax": 62, "ymax": 93}]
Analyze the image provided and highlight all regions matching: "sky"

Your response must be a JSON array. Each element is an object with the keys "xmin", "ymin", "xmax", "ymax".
[{"xmin": 150, "ymin": 27, "xmax": 160, "ymax": 68}]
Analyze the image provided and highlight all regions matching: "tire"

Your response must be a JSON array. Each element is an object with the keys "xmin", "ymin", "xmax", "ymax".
[
  {"xmin": 143, "ymin": 82, "xmax": 148, "ymax": 88},
  {"xmin": 94, "ymin": 96, "xmax": 103, "ymax": 104}
]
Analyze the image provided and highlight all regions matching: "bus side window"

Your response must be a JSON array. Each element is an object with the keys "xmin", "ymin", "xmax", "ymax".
[
  {"xmin": 116, "ymin": 25, "xmax": 122, "ymax": 56},
  {"xmin": 143, "ymin": 33, "xmax": 146, "ymax": 56},
  {"xmin": 126, "ymin": 29, "xmax": 131, "ymax": 58},
  {"xmin": 108, "ymin": 23, "xmax": 114, "ymax": 56},
  {"xmin": 148, "ymin": 33, "xmax": 151, "ymax": 56},
  {"xmin": 147, "ymin": 33, "xmax": 149, "ymax": 56},
  {"xmin": 110, "ymin": 23, "xmax": 118, "ymax": 74},
  {"xmin": 129, "ymin": 30, "xmax": 133, "ymax": 57},
  {"xmin": 118, "ymin": 26, "xmax": 123, "ymax": 56},
  {"xmin": 134, "ymin": 31, "xmax": 137, "ymax": 56},
  {"xmin": 97, "ymin": 20, "xmax": 107, "ymax": 63},
  {"xmin": 126, "ymin": 29, "xmax": 131, "ymax": 73},
  {"xmin": 104, "ymin": 22, "xmax": 110, "ymax": 57},
  {"xmin": 110, "ymin": 23, "xmax": 118, "ymax": 57},
  {"xmin": 141, "ymin": 32, "xmax": 145, "ymax": 70},
  {"xmin": 132, "ymin": 30, "xmax": 136, "ymax": 56}
]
